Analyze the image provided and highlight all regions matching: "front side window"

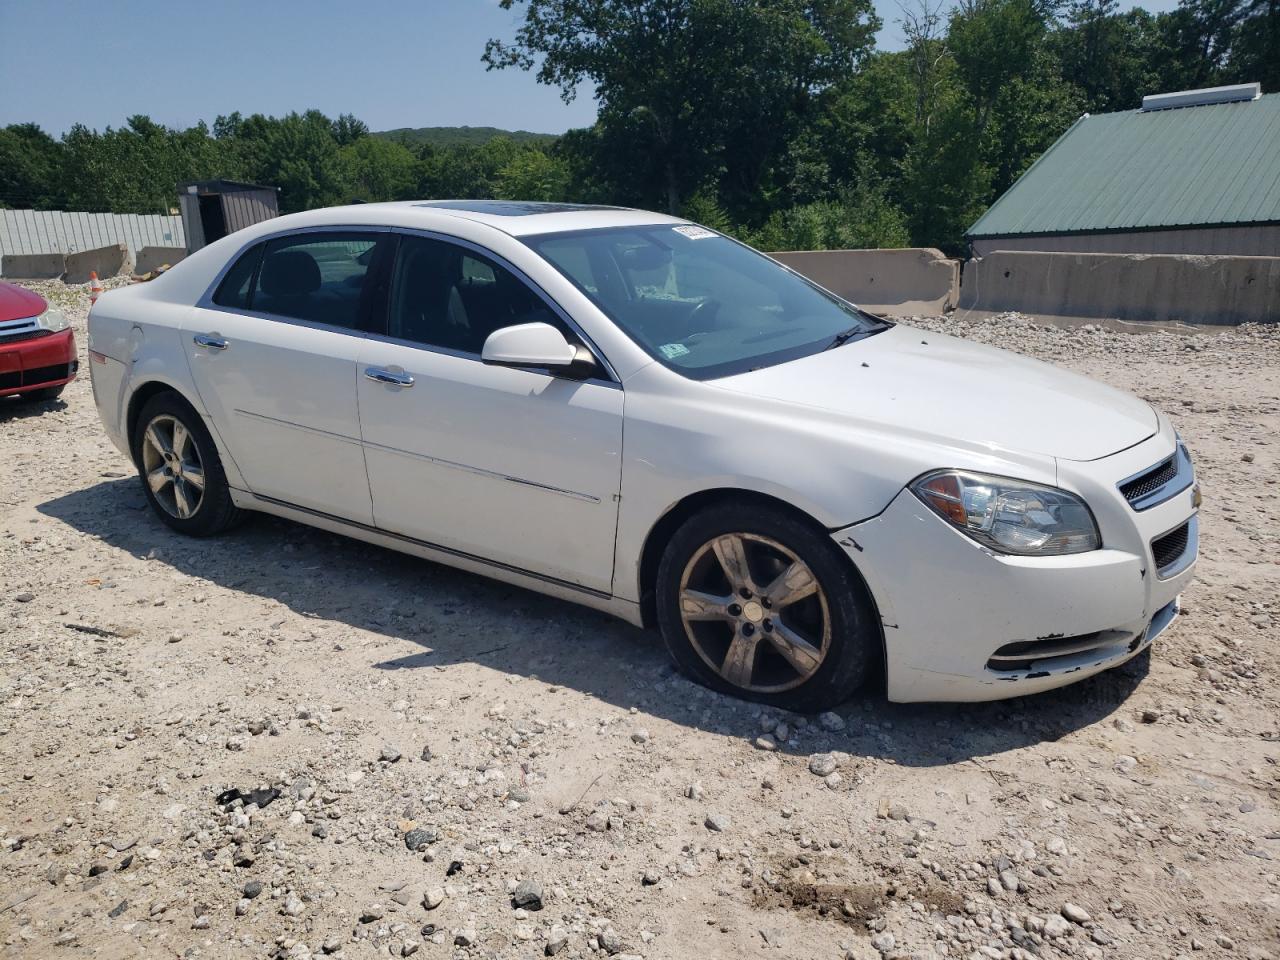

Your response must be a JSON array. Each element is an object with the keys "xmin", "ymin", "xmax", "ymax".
[
  {"xmin": 524, "ymin": 225, "xmax": 888, "ymax": 379},
  {"xmin": 387, "ymin": 235, "xmax": 563, "ymax": 354},
  {"xmin": 250, "ymin": 233, "xmax": 384, "ymax": 329}
]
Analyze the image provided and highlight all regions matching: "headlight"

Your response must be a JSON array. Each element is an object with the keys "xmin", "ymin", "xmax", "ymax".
[
  {"xmin": 34, "ymin": 307, "xmax": 69, "ymax": 333},
  {"xmin": 911, "ymin": 470, "xmax": 1100, "ymax": 556}
]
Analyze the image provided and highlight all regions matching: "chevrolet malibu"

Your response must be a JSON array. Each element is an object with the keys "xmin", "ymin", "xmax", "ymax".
[
  {"xmin": 1, "ymin": 280, "xmax": 78, "ymax": 402},
  {"xmin": 86, "ymin": 201, "xmax": 1199, "ymax": 708}
]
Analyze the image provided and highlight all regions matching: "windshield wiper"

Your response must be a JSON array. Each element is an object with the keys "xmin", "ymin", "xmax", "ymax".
[{"xmin": 824, "ymin": 316, "xmax": 892, "ymax": 351}]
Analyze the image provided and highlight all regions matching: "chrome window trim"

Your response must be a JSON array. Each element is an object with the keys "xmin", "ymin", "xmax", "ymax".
[
  {"xmin": 1118, "ymin": 442, "xmax": 1195, "ymax": 511},
  {"xmin": 194, "ymin": 223, "xmax": 621, "ymax": 385}
]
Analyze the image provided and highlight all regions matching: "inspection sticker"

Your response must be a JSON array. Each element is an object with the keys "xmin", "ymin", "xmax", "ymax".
[
  {"xmin": 672, "ymin": 225, "xmax": 716, "ymax": 240},
  {"xmin": 658, "ymin": 342, "xmax": 691, "ymax": 359}
]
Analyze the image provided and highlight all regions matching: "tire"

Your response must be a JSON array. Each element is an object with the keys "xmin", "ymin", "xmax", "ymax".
[
  {"xmin": 18, "ymin": 385, "xmax": 64, "ymax": 402},
  {"xmin": 131, "ymin": 392, "xmax": 245, "ymax": 536},
  {"xmin": 655, "ymin": 500, "xmax": 879, "ymax": 712}
]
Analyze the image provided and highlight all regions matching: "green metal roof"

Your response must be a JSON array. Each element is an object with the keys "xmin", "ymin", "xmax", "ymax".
[{"xmin": 967, "ymin": 92, "xmax": 1280, "ymax": 238}]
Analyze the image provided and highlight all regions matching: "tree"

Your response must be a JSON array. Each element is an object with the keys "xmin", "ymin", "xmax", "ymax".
[
  {"xmin": 484, "ymin": 0, "xmax": 879, "ymax": 215},
  {"xmin": 0, "ymin": 124, "xmax": 66, "ymax": 209}
]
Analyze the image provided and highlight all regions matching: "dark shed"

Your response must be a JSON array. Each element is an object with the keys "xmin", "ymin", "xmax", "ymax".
[{"xmin": 178, "ymin": 180, "xmax": 279, "ymax": 253}]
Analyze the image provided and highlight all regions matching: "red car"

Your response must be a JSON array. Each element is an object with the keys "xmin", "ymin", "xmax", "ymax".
[{"xmin": 0, "ymin": 281, "xmax": 78, "ymax": 402}]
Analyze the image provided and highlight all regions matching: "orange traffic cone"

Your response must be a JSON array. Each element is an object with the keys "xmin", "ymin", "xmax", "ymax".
[{"xmin": 89, "ymin": 271, "xmax": 104, "ymax": 304}]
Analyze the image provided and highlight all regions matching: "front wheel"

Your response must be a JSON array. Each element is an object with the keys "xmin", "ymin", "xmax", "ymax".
[
  {"xmin": 655, "ymin": 501, "xmax": 880, "ymax": 712},
  {"xmin": 131, "ymin": 392, "xmax": 244, "ymax": 536}
]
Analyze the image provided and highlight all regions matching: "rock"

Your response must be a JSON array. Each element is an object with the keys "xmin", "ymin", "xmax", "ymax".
[
  {"xmin": 453, "ymin": 927, "xmax": 477, "ymax": 947},
  {"xmin": 642, "ymin": 869, "xmax": 660, "ymax": 885},
  {"xmin": 818, "ymin": 711, "xmax": 846, "ymax": 732},
  {"xmin": 512, "ymin": 878, "xmax": 544, "ymax": 910},
  {"xmin": 420, "ymin": 744, "xmax": 433, "ymax": 761},
  {"xmin": 13, "ymin": 592, "xmax": 35, "ymax": 603},
  {"xmin": 685, "ymin": 782, "xmax": 705, "ymax": 800},
  {"xmin": 754, "ymin": 734, "xmax": 778, "ymax": 751},
  {"xmin": 1046, "ymin": 836, "xmax": 1067, "ymax": 855},
  {"xmin": 808, "ymin": 753, "xmax": 838, "ymax": 777},
  {"xmin": 281, "ymin": 895, "xmax": 305, "ymax": 917},
  {"xmin": 404, "ymin": 828, "xmax": 436, "ymax": 851},
  {"xmin": 631, "ymin": 728, "xmax": 650, "ymax": 743},
  {"xmin": 870, "ymin": 931, "xmax": 896, "ymax": 954},
  {"xmin": 422, "ymin": 886, "xmax": 445, "ymax": 910},
  {"xmin": 704, "ymin": 812, "xmax": 729, "ymax": 832},
  {"xmin": 1141, "ymin": 708, "xmax": 1162, "ymax": 723},
  {"xmin": 380, "ymin": 744, "xmax": 402, "ymax": 763},
  {"xmin": 1044, "ymin": 915, "xmax": 1071, "ymax": 938},
  {"xmin": 360, "ymin": 904, "xmax": 384, "ymax": 923},
  {"xmin": 235, "ymin": 898, "xmax": 250, "ymax": 917},
  {"xmin": 1062, "ymin": 902, "xmax": 1091, "ymax": 924},
  {"xmin": 546, "ymin": 924, "xmax": 570, "ymax": 955},
  {"xmin": 1114, "ymin": 755, "xmax": 1137, "ymax": 774},
  {"xmin": 243, "ymin": 880, "xmax": 264, "ymax": 899},
  {"xmin": 108, "ymin": 900, "xmax": 128, "ymax": 918},
  {"xmin": 585, "ymin": 809, "xmax": 609, "ymax": 832}
]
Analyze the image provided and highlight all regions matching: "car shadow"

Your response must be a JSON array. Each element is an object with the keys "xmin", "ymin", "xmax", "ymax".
[
  {"xmin": 0, "ymin": 395, "xmax": 69, "ymax": 420},
  {"xmin": 37, "ymin": 477, "xmax": 1151, "ymax": 769}
]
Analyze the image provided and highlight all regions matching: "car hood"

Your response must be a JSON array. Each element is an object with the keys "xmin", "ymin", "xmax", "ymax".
[
  {"xmin": 0, "ymin": 282, "xmax": 46, "ymax": 324},
  {"xmin": 713, "ymin": 324, "xmax": 1156, "ymax": 462}
]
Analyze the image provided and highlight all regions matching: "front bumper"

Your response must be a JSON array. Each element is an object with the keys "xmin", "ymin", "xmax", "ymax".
[
  {"xmin": 0, "ymin": 328, "xmax": 78, "ymax": 397},
  {"xmin": 836, "ymin": 430, "xmax": 1198, "ymax": 702}
]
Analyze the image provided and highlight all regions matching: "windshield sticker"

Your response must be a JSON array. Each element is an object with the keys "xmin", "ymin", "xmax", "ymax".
[
  {"xmin": 672, "ymin": 224, "xmax": 716, "ymax": 240},
  {"xmin": 658, "ymin": 342, "xmax": 691, "ymax": 359}
]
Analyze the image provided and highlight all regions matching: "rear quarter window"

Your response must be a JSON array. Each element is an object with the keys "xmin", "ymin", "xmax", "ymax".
[{"xmin": 212, "ymin": 243, "xmax": 265, "ymax": 308}]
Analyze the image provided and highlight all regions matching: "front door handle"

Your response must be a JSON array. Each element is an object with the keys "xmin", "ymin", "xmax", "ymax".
[
  {"xmin": 193, "ymin": 333, "xmax": 228, "ymax": 350},
  {"xmin": 365, "ymin": 366, "xmax": 415, "ymax": 387}
]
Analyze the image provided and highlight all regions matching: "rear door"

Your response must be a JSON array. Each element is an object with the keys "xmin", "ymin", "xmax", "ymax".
[
  {"xmin": 183, "ymin": 230, "xmax": 392, "ymax": 524},
  {"xmin": 356, "ymin": 233, "xmax": 624, "ymax": 593}
]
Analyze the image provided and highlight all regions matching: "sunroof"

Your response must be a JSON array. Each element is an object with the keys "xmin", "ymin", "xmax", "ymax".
[{"xmin": 416, "ymin": 200, "xmax": 628, "ymax": 217}]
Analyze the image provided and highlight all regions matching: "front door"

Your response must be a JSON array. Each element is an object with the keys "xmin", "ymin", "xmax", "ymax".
[
  {"xmin": 356, "ymin": 234, "xmax": 623, "ymax": 593},
  {"xmin": 183, "ymin": 230, "xmax": 391, "ymax": 525}
]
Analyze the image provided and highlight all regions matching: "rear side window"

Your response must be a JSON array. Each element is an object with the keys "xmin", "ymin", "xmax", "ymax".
[
  {"xmin": 252, "ymin": 233, "xmax": 385, "ymax": 330},
  {"xmin": 212, "ymin": 243, "xmax": 264, "ymax": 308}
]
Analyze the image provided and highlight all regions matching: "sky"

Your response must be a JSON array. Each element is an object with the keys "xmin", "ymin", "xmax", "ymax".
[{"xmin": 1, "ymin": 0, "xmax": 1183, "ymax": 137}]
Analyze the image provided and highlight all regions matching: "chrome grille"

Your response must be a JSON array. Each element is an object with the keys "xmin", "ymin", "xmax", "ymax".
[
  {"xmin": 1118, "ymin": 443, "xmax": 1194, "ymax": 511},
  {"xmin": 1120, "ymin": 456, "xmax": 1177, "ymax": 502},
  {"xmin": 0, "ymin": 316, "xmax": 42, "ymax": 342}
]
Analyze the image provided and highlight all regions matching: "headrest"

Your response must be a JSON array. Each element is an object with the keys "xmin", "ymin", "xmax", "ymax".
[{"xmin": 260, "ymin": 250, "xmax": 321, "ymax": 297}]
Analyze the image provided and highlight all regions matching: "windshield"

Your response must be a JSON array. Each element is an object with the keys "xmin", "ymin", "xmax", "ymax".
[{"xmin": 523, "ymin": 224, "xmax": 887, "ymax": 379}]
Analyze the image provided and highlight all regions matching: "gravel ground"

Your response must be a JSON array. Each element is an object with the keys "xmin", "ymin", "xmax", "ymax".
[{"xmin": 1, "ymin": 281, "xmax": 1278, "ymax": 960}]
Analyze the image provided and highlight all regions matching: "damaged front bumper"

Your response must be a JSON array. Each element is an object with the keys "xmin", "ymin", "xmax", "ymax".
[{"xmin": 833, "ymin": 443, "xmax": 1197, "ymax": 702}]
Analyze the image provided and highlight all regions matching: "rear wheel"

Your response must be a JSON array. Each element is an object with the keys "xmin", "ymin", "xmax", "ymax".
[
  {"xmin": 655, "ymin": 501, "xmax": 879, "ymax": 712},
  {"xmin": 131, "ymin": 392, "xmax": 244, "ymax": 536}
]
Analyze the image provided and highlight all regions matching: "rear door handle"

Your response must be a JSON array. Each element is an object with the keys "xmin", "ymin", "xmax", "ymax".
[
  {"xmin": 193, "ymin": 333, "xmax": 228, "ymax": 350},
  {"xmin": 365, "ymin": 366, "xmax": 415, "ymax": 387}
]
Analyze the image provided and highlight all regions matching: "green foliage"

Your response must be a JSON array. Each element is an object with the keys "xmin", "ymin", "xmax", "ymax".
[
  {"xmin": 374, "ymin": 126, "xmax": 558, "ymax": 149},
  {"xmin": 2, "ymin": 0, "xmax": 1275, "ymax": 250}
]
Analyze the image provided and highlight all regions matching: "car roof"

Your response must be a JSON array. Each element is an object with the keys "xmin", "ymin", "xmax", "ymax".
[{"xmin": 283, "ymin": 200, "xmax": 687, "ymax": 238}]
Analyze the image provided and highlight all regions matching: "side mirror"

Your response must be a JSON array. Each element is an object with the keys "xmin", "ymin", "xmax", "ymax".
[{"xmin": 482, "ymin": 322, "xmax": 578, "ymax": 370}]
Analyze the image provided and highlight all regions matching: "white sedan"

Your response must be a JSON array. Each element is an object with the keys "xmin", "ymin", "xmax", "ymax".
[{"xmin": 87, "ymin": 201, "xmax": 1199, "ymax": 708}]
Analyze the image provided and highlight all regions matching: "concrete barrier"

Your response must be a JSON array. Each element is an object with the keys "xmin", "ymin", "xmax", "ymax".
[
  {"xmin": 0, "ymin": 252, "xmax": 65, "ymax": 279},
  {"xmin": 63, "ymin": 244, "xmax": 132, "ymax": 284},
  {"xmin": 134, "ymin": 246, "xmax": 187, "ymax": 275},
  {"xmin": 772, "ymin": 248, "xmax": 960, "ymax": 315},
  {"xmin": 959, "ymin": 251, "xmax": 1280, "ymax": 326}
]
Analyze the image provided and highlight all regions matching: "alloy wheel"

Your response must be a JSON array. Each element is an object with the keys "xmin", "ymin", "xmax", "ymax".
[
  {"xmin": 678, "ymin": 532, "xmax": 831, "ymax": 693},
  {"xmin": 140, "ymin": 413, "xmax": 206, "ymax": 520}
]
